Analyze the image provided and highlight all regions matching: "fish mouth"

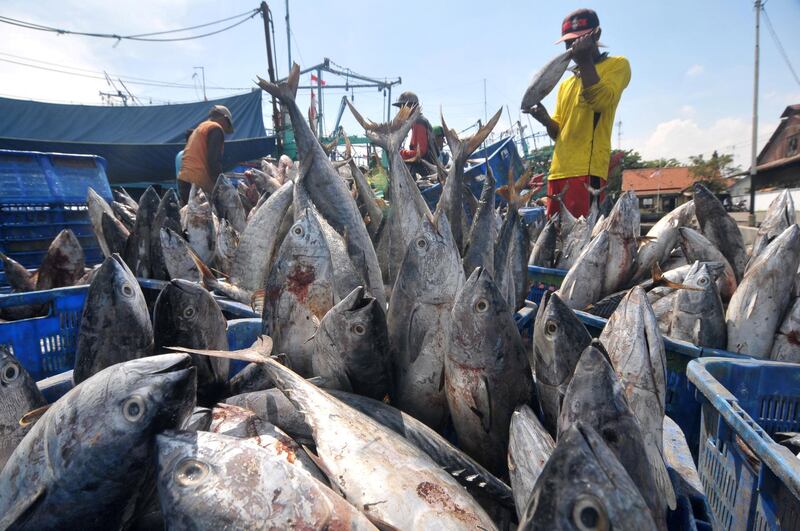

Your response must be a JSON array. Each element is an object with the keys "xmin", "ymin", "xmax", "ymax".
[
  {"xmin": 346, "ymin": 287, "xmax": 374, "ymax": 311},
  {"xmin": 149, "ymin": 353, "xmax": 194, "ymax": 375}
]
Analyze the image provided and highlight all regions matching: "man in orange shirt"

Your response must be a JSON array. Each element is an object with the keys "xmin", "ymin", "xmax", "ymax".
[
  {"xmin": 394, "ymin": 91, "xmax": 438, "ymax": 177},
  {"xmin": 177, "ymin": 105, "xmax": 234, "ymax": 204}
]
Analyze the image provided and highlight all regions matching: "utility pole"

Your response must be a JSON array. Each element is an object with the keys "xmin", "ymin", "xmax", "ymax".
[
  {"xmin": 749, "ymin": 0, "xmax": 761, "ymax": 226},
  {"xmin": 260, "ymin": 2, "xmax": 282, "ymax": 152},
  {"xmin": 285, "ymin": 0, "xmax": 292, "ymax": 72},
  {"xmin": 193, "ymin": 67, "xmax": 207, "ymax": 101}
]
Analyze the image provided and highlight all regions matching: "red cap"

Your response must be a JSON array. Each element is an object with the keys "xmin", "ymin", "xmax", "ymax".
[{"xmin": 556, "ymin": 8, "xmax": 599, "ymax": 43}]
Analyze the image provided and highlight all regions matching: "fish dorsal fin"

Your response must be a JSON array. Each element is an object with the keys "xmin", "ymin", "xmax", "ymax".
[
  {"xmin": 255, "ymin": 63, "xmax": 300, "ymax": 100},
  {"xmin": 166, "ymin": 335, "xmax": 273, "ymax": 364}
]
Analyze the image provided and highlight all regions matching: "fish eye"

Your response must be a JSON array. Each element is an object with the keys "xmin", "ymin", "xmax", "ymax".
[
  {"xmin": 175, "ymin": 459, "xmax": 209, "ymax": 487},
  {"xmin": 572, "ymin": 495, "xmax": 609, "ymax": 531},
  {"xmin": 351, "ymin": 323, "xmax": 366, "ymax": 336},
  {"xmin": 292, "ymin": 224, "xmax": 304, "ymax": 237},
  {"xmin": 122, "ymin": 395, "xmax": 146, "ymax": 422},
  {"xmin": 474, "ymin": 298, "xmax": 489, "ymax": 313},
  {"xmin": 698, "ymin": 277, "xmax": 709, "ymax": 286},
  {"xmin": 2, "ymin": 363, "xmax": 20, "ymax": 383},
  {"xmin": 416, "ymin": 237, "xmax": 428, "ymax": 249},
  {"xmin": 545, "ymin": 320, "xmax": 558, "ymax": 336},
  {"xmin": 120, "ymin": 283, "xmax": 135, "ymax": 298},
  {"xmin": 183, "ymin": 306, "xmax": 197, "ymax": 320}
]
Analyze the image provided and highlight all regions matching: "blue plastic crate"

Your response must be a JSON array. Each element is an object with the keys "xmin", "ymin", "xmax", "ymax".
[
  {"xmin": 688, "ymin": 358, "xmax": 800, "ymax": 530},
  {"xmin": 0, "ymin": 149, "xmax": 112, "ymax": 205},
  {"xmin": 527, "ymin": 265, "xmax": 567, "ymax": 305},
  {"xmin": 0, "ymin": 281, "xmax": 258, "ymax": 382}
]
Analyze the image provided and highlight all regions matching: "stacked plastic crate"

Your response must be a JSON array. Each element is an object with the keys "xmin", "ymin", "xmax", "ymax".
[{"xmin": 0, "ymin": 149, "xmax": 112, "ymax": 290}]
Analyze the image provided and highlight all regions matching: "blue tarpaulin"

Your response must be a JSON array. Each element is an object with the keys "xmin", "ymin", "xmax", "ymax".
[{"xmin": 0, "ymin": 91, "xmax": 276, "ymax": 186}]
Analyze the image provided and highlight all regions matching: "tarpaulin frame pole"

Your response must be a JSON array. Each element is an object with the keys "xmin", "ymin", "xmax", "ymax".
[{"xmin": 261, "ymin": 1, "xmax": 282, "ymax": 153}]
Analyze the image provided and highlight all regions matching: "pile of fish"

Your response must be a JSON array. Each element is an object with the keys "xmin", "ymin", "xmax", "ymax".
[
  {"xmin": 0, "ymin": 62, "xmax": 704, "ymax": 530},
  {"xmin": 534, "ymin": 184, "xmax": 800, "ymax": 360},
  {"xmin": 0, "ymin": 229, "xmax": 92, "ymax": 320}
]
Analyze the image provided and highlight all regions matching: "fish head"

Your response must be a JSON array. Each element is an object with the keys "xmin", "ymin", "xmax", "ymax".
[
  {"xmin": 0, "ymin": 345, "xmax": 42, "ymax": 405},
  {"xmin": 319, "ymin": 286, "xmax": 388, "ymax": 359},
  {"xmin": 679, "ymin": 261, "xmax": 717, "ymax": 305},
  {"xmin": 155, "ymin": 279, "xmax": 224, "ymax": 344},
  {"xmin": 285, "ymin": 210, "xmax": 327, "ymax": 257},
  {"xmin": 138, "ymin": 186, "xmax": 162, "ymax": 213},
  {"xmin": 557, "ymin": 344, "xmax": 629, "ymax": 437},
  {"xmin": 449, "ymin": 267, "xmax": 508, "ymax": 358},
  {"xmin": 521, "ymin": 422, "xmax": 655, "ymax": 529},
  {"xmin": 397, "ymin": 217, "xmax": 464, "ymax": 303},
  {"xmin": 533, "ymin": 292, "xmax": 592, "ymax": 386},
  {"xmin": 92, "ymin": 253, "xmax": 143, "ymax": 306},
  {"xmin": 46, "ymin": 354, "xmax": 196, "ymax": 475},
  {"xmin": 156, "ymin": 430, "xmax": 229, "ymax": 521}
]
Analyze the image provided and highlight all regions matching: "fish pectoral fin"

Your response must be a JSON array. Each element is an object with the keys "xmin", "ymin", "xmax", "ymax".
[
  {"xmin": 470, "ymin": 377, "xmax": 493, "ymax": 433},
  {"xmin": 300, "ymin": 444, "xmax": 340, "ymax": 491},
  {"xmin": 646, "ymin": 440, "xmax": 677, "ymax": 510},
  {"xmin": 19, "ymin": 404, "xmax": 51, "ymax": 427},
  {"xmin": 0, "ymin": 484, "xmax": 46, "ymax": 530}
]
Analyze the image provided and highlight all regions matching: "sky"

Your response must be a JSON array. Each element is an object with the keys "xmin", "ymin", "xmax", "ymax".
[{"xmin": 1, "ymin": 0, "xmax": 799, "ymax": 168}]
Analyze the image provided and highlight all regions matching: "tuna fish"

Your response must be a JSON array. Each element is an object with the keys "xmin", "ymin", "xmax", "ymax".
[
  {"xmin": 0, "ymin": 346, "xmax": 46, "ymax": 470},
  {"xmin": 259, "ymin": 66, "xmax": 386, "ymax": 310},
  {"xmin": 184, "ymin": 187, "xmax": 216, "ymax": 266},
  {"xmin": 559, "ymin": 345, "xmax": 672, "ymax": 528},
  {"xmin": 35, "ymin": 229, "xmax": 85, "ymax": 290},
  {"xmin": 211, "ymin": 174, "xmax": 247, "ymax": 233},
  {"xmin": 0, "ymin": 354, "xmax": 196, "ymax": 530},
  {"xmin": 532, "ymin": 292, "xmax": 592, "ymax": 433},
  {"xmin": 507, "ymin": 404, "xmax": 555, "ymax": 520},
  {"xmin": 771, "ymin": 297, "xmax": 800, "ymax": 363},
  {"xmin": 633, "ymin": 200, "xmax": 695, "ymax": 282},
  {"xmin": 667, "ymin": 261, "xmax": 726, "ymax": 348},
  {"xmin": 312, "ymin": 286, "xmax": 392, "ymax": 401},
  {"xmin": 0, "ymin": 252, "xmax": 35, "ymax": 292},
  {"xmin": 124, "ymin": 186, "xmax": 160, "ymax": 278},
  {"xmin": 156, "ymin": 430, "xmax": 377, "ymax": 530},
  {"xmin": 693, "ymin": 183, "xmax": 748, "ymax": 281},
  {"xmin": 153, "ymin": 279, "xmax": 229, "ymax": 404},
  {"xmin": 149, "ymin": 188, "xmax": 182, "ymax": 280},
  {"xmin": 388, "ymin": 215, "xmax": 464, "ymax": 429},
  {"xmin": 529, "ymin": 214, "xmax": 559, "ymax": 267},
  {"xmin": 445, "ymin": 267, "xmax": 533, "ymax": 475},
  {"xmin": 603, "ymin": 191, "xmax": 640, "ymax": 294},
  {"xmin": 73, "ymin": 255, "xmax": 153, "ymax": 383},
  {"xmin": 519, "ymin": 422, "xmax": 657, "ymax": 530},
  {"xmin": 599, "ymin": 288, "xmax": 676, "ymax": 513},
  {"xmin": 259, "ymin": 355, "xmax": 498, "ymax": 530},
  {"xmin": 520, "ymin": 49, "xmax": 572, "ymax": 110},
  {"xmin": 727, "ymin": 224, "xmax": 800, "ymax": 356},
  {"xmin": 751, "ymin": 189, "xmax": 796, "ymax": 263},
  {"xmin": 678, "ymin": 227, "xmax": 738, "ymax": 300},
  {"xmin": 555, "ymin": 229, "xmax": 609, "ymax": 309},
  {"xmin": 160, "ymin": 227, "xmax": 201, "ymax": 282},
  {"xmin": 463, "ymin": 169, "xmax": 497, "ymax": 276}
]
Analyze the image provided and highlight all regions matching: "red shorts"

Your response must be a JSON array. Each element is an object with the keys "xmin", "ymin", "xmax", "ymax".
[{"xmin": 546, "ymin": 175, "xmax": 605, "ymax": 218}]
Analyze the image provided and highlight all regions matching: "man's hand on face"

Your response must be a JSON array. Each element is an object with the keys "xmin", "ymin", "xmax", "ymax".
[
  {"xmin": 570, "ymin": 27, "xmax": 601, "ymax": 64},
  {"xmin": 523, "ymin": 103, "xmax": 550, "ymax": 124}
]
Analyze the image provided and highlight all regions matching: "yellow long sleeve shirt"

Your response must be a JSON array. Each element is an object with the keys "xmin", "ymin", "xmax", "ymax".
[{"xmin": 549, "ymin": 55, "xmax": 631, "ymax": 181}]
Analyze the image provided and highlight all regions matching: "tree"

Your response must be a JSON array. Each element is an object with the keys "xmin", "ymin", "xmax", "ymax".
[
  {"xmin": 643, "ymin": 157, "xmax": 682, "ymax": 168},
  {"xmin": 688, "ymin": 151, "xmax": 740, "ymax": 193}
]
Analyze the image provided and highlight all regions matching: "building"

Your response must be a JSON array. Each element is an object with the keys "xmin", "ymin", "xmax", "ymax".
[
  {"xmin": 754, "ymin": 104, "xmax": 800, "ymax": 190},
  {"xmin": 621, "ymin": 167, "xmax": 695, "ymax": 215}
]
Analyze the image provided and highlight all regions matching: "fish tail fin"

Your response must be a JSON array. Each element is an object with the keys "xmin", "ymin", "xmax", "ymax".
[
  {"xmin": 187, "ymin": 246, "xmax": 218, "ymax": 290},
  {"xmin": 347, "ymin": 99, "xmax": 418, "ymax": 151},
  {"xmin": 464, "ymin": 107, "xmax": 503, "ymax": 156},
  {"xmin": 251, "ymin": 288, "xmax": 265, "ymax": 314},
  {"xmin": 255, "ymin": 63, "xmax": 300, "ymax": 102}
]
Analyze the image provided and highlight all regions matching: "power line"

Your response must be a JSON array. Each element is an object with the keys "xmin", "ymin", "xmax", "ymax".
[
  {"xmin": 0, "ymin": 9, "xmax": 259, "ymax": 43},
  {"xmin": 0, "ymin": 54, "xmax": 250, "ymax": 91},
  {"xmin": 761, "ymin": 6, "xmax": 800, "ymax": 87}
]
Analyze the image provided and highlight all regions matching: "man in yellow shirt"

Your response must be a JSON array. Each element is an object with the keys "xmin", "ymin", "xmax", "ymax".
[{"xmin": 526, "ymin": 8, "xmax": 630, "ymax": 217}]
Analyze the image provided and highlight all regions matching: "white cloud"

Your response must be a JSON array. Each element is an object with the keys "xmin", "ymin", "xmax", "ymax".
[
  {"xmin": 632, "ymin": 116, "xmax": 777, "ymax": 168},
  {"xmin": 685, "ymin": 64, "xmax": 704, "ymax": 77},
  {"xmin": 679, "ymin": 105, "xmax": 696, "ymax": 117}
]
